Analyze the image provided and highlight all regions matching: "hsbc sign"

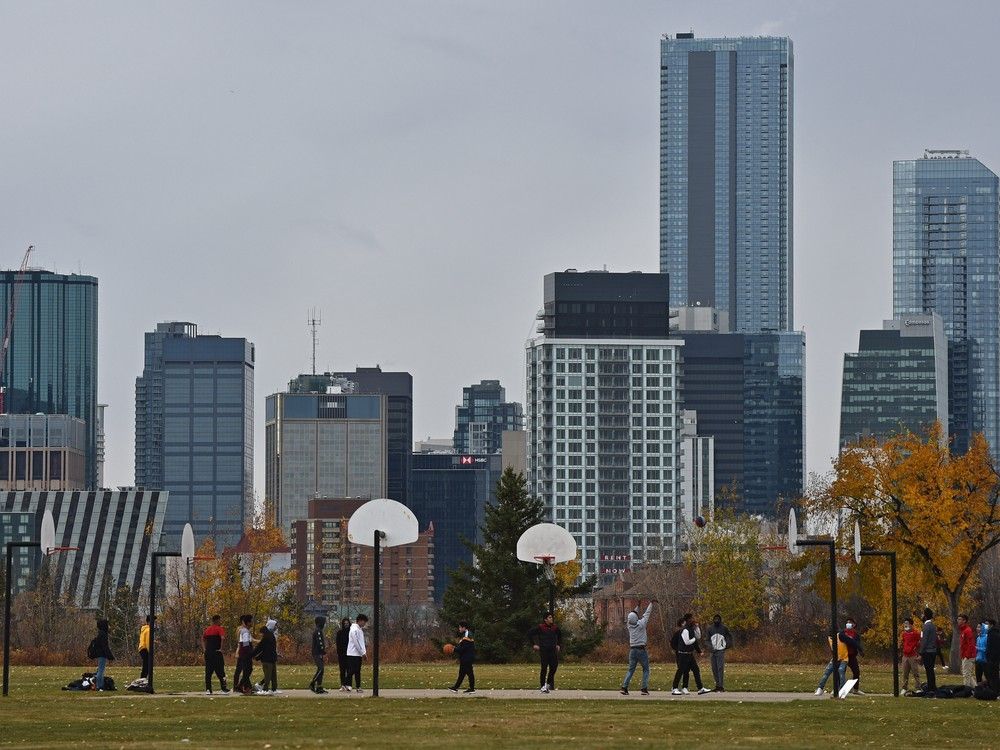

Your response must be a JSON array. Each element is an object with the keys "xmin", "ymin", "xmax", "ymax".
[{"xmin": 456, "ymin": 456, "xmax": 488, "ymax": 466}]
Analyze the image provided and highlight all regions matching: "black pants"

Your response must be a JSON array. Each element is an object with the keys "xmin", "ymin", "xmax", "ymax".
[
  {"xmin": 311, "ymin": 654, "xmax": 325, "ymax": 689},
  {"xmin": 453, "ymin": 662, "xmax": 475, "ymax": 690},
  {"xmin": 976, "ymin": 661, "xmax": 985, "ymax": 684},
  {"xmin": 338, "ymin": 654, "xmax": 349, "ymax": 686},
  {"xmin": 847, "ymin": 653, "xmax": 860, "ymax": 689},
  {"xmin": 234, "ymin": 650, "xmax": 253, "ymax": 691},
  {"xmin": 204, "ymin": 651, "xmax": 226, "ymax": 691},
  {"xmin": 139, "ymin": 649, "xmax": 149, "ymax": 679},
  {"xmin": 260, "ymin": 662, "xmax": 277, "ymax": 692},
  {"xmin": 346, "ymin": 655, "xmax": 362, "ymax": 688},
  {"xmin": 539, "ymin": 651, "xmax": 558, "ymax": 688},
  {"xmin": 986, "ymin": 661, "xmax": 1000, "ymax": 691},
  {"xmin": 673, "ymin": 652, "xmax": 703, "ymax": 690},
  {"xmin": 921, "ymin": 652, "xmax": 937, "ymax": 691}
]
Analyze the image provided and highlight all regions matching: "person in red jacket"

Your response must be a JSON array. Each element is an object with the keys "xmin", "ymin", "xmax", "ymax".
[
  {"xmin": 901, "ymin": 617, "xmax": 922, "ymax": 693},
  {"xmin": 958, "ymin": 614, "xmax": 977, "ymax": 688}
]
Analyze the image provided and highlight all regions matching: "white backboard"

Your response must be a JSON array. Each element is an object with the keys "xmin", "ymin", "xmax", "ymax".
[
  {"xmin": 787, "ymin": 508, "xmax": 799, "ymax": 555},
  {"xmin": 40, "ymin": 509, "xmax": 55, "ymax": 554},
  {"xmin": 181, "ymin": 523, "xmax": 195, "ymax": 560},
  {"xmin": 853, "ymin": 521, "xmax": 862, "ymax": 564},
  {"xmin": 517, "ymin": 523, "xmax": 577, "ymax": 564},
  {"xmin": 347, "ymin": 498, "xmax": 419, "ymax": 548}
]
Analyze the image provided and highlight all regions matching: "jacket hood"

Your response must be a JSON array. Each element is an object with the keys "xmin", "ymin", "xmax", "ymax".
[
  {"xmin": 628, "ymin": 612, "xmax": 638, "ymax": 626},
  {"xmin": 315, "ymin": 616, "xmax": 326, "ymax": 628},
  {"xmin": 97, "ymin": 619, "xmax": 109, "ymax": 632}
]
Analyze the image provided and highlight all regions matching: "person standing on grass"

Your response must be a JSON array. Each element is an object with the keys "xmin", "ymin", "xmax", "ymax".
[
  {"xmin": 203, "ymin": 614, "xmax": 229, "ymax": 695},
  {"xmin": 345, "ymin": 613, "xmax": 369, "ymax": 692},
  {"xmin": 815, "ymin": 626, "xmax": 848, "ymax": 695},
  {"xmin": 985, "ymin": 619, "xmax": 1000, "ymax": 691},
  {"xmin": 137, "ymin": 615, "xmax": 150, "ymax": 680},
  {"xmin": 901, "ymin": 617, "xmax": 922, "ymax": 693},
  {"xmin": 920, "ymin": 608, "xmax": 939, "ymax": 692},
  {"xmin": 620, "ymin": 600, "xmax": 654, "ymax": 696},
  {"xmin": 841, "ymin": 618, "xmax": 863, "ymax": 694},
  {"xmin": 671, "ymin": 613, "xmax": 710, "ymax": 695},
  {"xmin": 975, "ymin": 620, "xmax": 989, "ymax": 686},
  {"xmin": 448, "ymin": 622, "xmax": 476, "ymax": 693},
  {"xmin": 527, "ymin": 611, "xmax": 562, "ymax": 693},
  {"xmin": 253, "ymin": 625, "xmax": 278, "ymax": 694},
  {"xmin": 958, "ymin": 614, "xmax": 976, "ymax": 688},
  {"xmin": 92, "ymin": 619, "xmax": 115, "ymax": 692},
  {"xmin": 336, "ymin": 618, "xmax": 351, "ymax": 691},
  {"xmin": 310, "ymin": 616, "xmax": 327, "ymax": 694},
  {"xmin": 233, "ymin": 614, "xmax": 255, "ymax": 695},
  {"xmin": 706, "ymin": 613, "xmax": 732, "ymax": 692}
]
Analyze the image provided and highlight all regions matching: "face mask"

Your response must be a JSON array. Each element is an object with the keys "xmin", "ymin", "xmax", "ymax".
[
  {"xmin": 846, "ymin": 623, "xmax": 854, "ymax": 629},
  {"xmin": 904, "ymin": 625, "xmax": 911, "ymax": 631},
  {"xmin": 985, "ymin": 624, "xmax": 990, "ymax": 631}
]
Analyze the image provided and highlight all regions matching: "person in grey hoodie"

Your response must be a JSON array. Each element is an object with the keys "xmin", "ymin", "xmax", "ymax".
[
  {"xmin": 620, "ymin": 601, "xmax": 654, "ymax": 695},
  {"xmin": 919, "ymin": 607, "xmax": 938, "ymax": 692},
  {"xmin": 706, "ymin": 614, "xmax": 732, "ymax": 692}
]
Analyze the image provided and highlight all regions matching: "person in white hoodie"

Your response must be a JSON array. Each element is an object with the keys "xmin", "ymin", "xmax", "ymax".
[
  {"xmin": 620, "ymin": 601, "xmax": 654, "ymax": 695},
  {"xmin": 345, "ymin": 613, "xmax": 369, "ymax": 692}
]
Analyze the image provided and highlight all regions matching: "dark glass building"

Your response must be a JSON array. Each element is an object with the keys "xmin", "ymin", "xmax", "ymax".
[
  {"xmin": 541, "ymin": 270, "xmax": 672, "ymax": 339},
  {"xmin": 330, "ymin": 367, "xmax": 412, "ymax": 505},
  {"xmin": 660, "ymin": 34, "xmax": 794, "ymax": 333},
  {"xmin": 453, "ymin": 379, "xmax": 524, "ymax": 454},
  {"xmin": 409, "ymin": 452, "xmax": 502, "ymax": 600},
  {"xmin": 135, "ymin": 322, "xmax": 254, "ymax": 548},
  {"xmin": 679, "ymin": 329, "xmax": 804, "ymax": 516},
  {"xmin": 0, "ymin": 270, "xmax": 98, "ymax": 487},
  {"xmin": 839, "ymin": 315, "xmax": 948, "ymax": 449}
]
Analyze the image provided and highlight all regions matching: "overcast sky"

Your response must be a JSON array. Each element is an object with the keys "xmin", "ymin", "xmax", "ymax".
[{"xmin": 3, "ymin": 0, "xmax": 999, "ymax": 496}]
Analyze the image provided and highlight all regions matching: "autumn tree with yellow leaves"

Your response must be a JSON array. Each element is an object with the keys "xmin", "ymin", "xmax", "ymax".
[{"xmin": 806, "ymin": 425, "xmax": 1000, "ymax": 670}]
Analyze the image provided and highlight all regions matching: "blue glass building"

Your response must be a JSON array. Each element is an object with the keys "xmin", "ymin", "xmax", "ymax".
[
  {"xmin": 0, "ymin": 271, "xmax": 98, "ymax": 487},
  {"xmin": 893, "ymin": 151, "xmax": 1000, "ymax": 454},
  {"xmin": 409, "ymin": 452, "xmax": 502, "ymax": 601},
  {"xmin": 135, "ymin": 322, "xmax": 254, "ymax": 548},
  {"xmin": 453, "ymin": 380, "xmax": 523, "ymax": 455},
  {"xmin": 660, "ymin": 34, "xmax": 793, "ymax": 333}
]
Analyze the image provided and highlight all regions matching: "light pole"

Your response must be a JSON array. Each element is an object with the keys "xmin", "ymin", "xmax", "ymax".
[{"xmin": 855, "ymin": 521, "xmax": 899, "ymax": 697}]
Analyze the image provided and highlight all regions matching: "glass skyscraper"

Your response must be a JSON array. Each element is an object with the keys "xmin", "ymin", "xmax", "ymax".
[
  {"xmin": 660, "ymin": 33, "xmax": 793, "ymax": 333},
  {"xmin": 453, "ymin": 380, "xmax": 524, "ymax": 455},
  {"xmin": 135, "ymin": 322, "xmax": 254, "ymax": 548},
  {"xmin": 893, "ymin": 151, "xmax": 1000, "ymax": 453},
  {"xmin": 0, "ymin": 270, "xmax": 98, "ymax": 487}
]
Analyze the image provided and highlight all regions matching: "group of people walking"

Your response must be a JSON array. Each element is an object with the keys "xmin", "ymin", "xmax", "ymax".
[{"xmin": 618, "ymin": 602, "xmax": 732, "ymax": 696}]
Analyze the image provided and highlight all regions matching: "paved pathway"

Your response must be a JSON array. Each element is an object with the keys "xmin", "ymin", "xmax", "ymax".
[{"xmin": 129, "ymin": 688, "xmax": 843, "ymax": 702}]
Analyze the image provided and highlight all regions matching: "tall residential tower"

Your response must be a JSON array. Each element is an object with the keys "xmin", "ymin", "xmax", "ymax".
[
  {"xmin": 660, "ymin": 34, "xmax": 793, "ymax": 333},
  {"xmin": 893, "ymin": 151, "xmax": 1000, "ymax": 453}
]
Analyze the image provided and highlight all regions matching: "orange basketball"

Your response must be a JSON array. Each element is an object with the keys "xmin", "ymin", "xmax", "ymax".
[{"xmin": 443, "ymin": 643, "xmax": 455, "ymax": 656}]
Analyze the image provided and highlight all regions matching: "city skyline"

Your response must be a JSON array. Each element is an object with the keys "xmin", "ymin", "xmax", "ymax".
[{"xmin": 3, "ymin": 2, "xmax": 1000, "ymax": 498}]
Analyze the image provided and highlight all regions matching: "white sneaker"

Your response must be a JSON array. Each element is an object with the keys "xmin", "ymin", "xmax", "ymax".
[
  {"xmin": 814, "ymin": 688, "xmax": 824, "ymax": 695},
  {"xmin": 341, "ymin": 685, "xmax": 350, "ymax": 692},
  {"xmin": 355, "ymin": 688, "xmax": 363, "ymax": 693},
  {"xmin": 698, "ymin": 688, "xmax": 711, "ymax": 695},
  {"xmin": 671, "ymin": 688, "xmax": 682, "ymax": 695},
  {"xmin": 540, "ymin": 686, "xmax": 548, "ymax": 693},
  {"xmin": 681, "ymin": 688, "xmax": 689, "ymax": 695},
  {"xmin": 205, "ymin": 690, "xmax": 212, "ymax": 696}
]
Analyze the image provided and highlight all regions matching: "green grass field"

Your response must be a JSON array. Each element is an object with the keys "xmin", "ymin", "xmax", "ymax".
[{"xmin": 2, "ymin": 663, "xmax": 996, "ymax": 749}]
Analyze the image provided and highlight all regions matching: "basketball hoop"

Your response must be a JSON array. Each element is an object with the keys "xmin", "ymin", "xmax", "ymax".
[{"xmin": 534, "ymin": 555, "xmax": 557, "ymax": 582}]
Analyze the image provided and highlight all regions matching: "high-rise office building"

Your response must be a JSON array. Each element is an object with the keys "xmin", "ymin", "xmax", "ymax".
[
  {"xmin": 675, "ymin": 308, "xmax": 805, "ymax": 516},
  {"xmin": 135, "ymin": 322, "xmax": 254, "ymax": 548},
  {"xmin": 526, "ymin": 271, "xmax": 684, "ymax": 578},
  {"xmin": 0, "ymin": 270, "xmax": 98, "ymax": 486},
  {"xmin": 329, "ymin": 367, "xmax": 412, "ymax": 504},
  {"xmin": 660, "ymin": 33, "xmax": 793, "ymax": 333},
  {"xmin": 265, "ymin": 379, "xmax": 387, "ymax": 537},
  {"xmin": 453, "ymin": 379, "xmax": 524, "ymax": 454},
  {"xmin": 893, "ymin": 150, "xmax": 1000, "ymax": 454},
  {"xmin": 409, "ymin": 452, "xmax": 503, "ymax": 600},
  {"xmin": 839, "ymin": 315, "xmax": 949, "ymax": 449}
]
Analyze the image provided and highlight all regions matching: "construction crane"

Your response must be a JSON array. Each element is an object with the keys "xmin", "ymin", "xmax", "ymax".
[{"xmin": 0, "ymin": 245, "xmax": 34, "ymax": 414}]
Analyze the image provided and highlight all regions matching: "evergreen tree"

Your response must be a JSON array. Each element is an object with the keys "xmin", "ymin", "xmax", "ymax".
[{"xmin": 440, "ymin": 468, "xmax": 549, "ymax": 662}]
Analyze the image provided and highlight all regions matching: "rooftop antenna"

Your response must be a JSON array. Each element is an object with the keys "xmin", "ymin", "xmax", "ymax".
[{"xmin": 307, "ymin": 308, "xmax": 322, "ymax": 375}]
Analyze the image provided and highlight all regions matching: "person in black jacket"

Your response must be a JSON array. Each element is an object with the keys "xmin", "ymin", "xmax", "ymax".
[
  {"xmin": 527, "ymin": 612, "xmax": 562, "ymax": 693},
  {"xmin": 336, "ymin": 618, "xmax": 351, "ymax": 691},
  {"xmin": 93, "ymin": 619, "xmax": 115, "ymax": 691},
  {"xmin": 309, "ymin": 616, "xmax": 327, "ymax": 694},
  {"xmin": 448, "ymin": 623, "xmax": 476, "ymax": 694},
  {"xmin": 253, "ymin": 626, "xmax": 278, "ymax": 694},
  {"xmin": 986, "ymin": 618, "xmax": 1000, "ymax": 691}
]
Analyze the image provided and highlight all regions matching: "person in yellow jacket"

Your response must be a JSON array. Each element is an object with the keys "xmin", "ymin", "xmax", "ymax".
[
  {"xmin": 814, "ymin": 626, "xmax": 849, "ymax": 695},
  {"xmin": 138, "ymin": 616, "xmax": 150, "ymax": 679}
]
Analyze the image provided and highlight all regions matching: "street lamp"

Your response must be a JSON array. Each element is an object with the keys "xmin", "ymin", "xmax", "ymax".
[
  {"xmin": 855, "ymin": 521, "xmax": 900, "ymax": 697},
  {"xmin": 4, "ymin": 509, "xmax": 77, "ymax": 696}
]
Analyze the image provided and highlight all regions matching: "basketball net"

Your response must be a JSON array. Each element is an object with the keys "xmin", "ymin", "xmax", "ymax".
[{"xmin": 534, "ymin": 555, "xmax": 557, "ymax": 582}]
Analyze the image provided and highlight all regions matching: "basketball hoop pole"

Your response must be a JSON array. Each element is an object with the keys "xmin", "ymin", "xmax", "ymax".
[
  {"xmin": 373, "ymin": 529, "xmax": 386, "ymax": 698},
  {"xmin": 3, "ymin": 541, "xmax": 39, "ymax": 697}
]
